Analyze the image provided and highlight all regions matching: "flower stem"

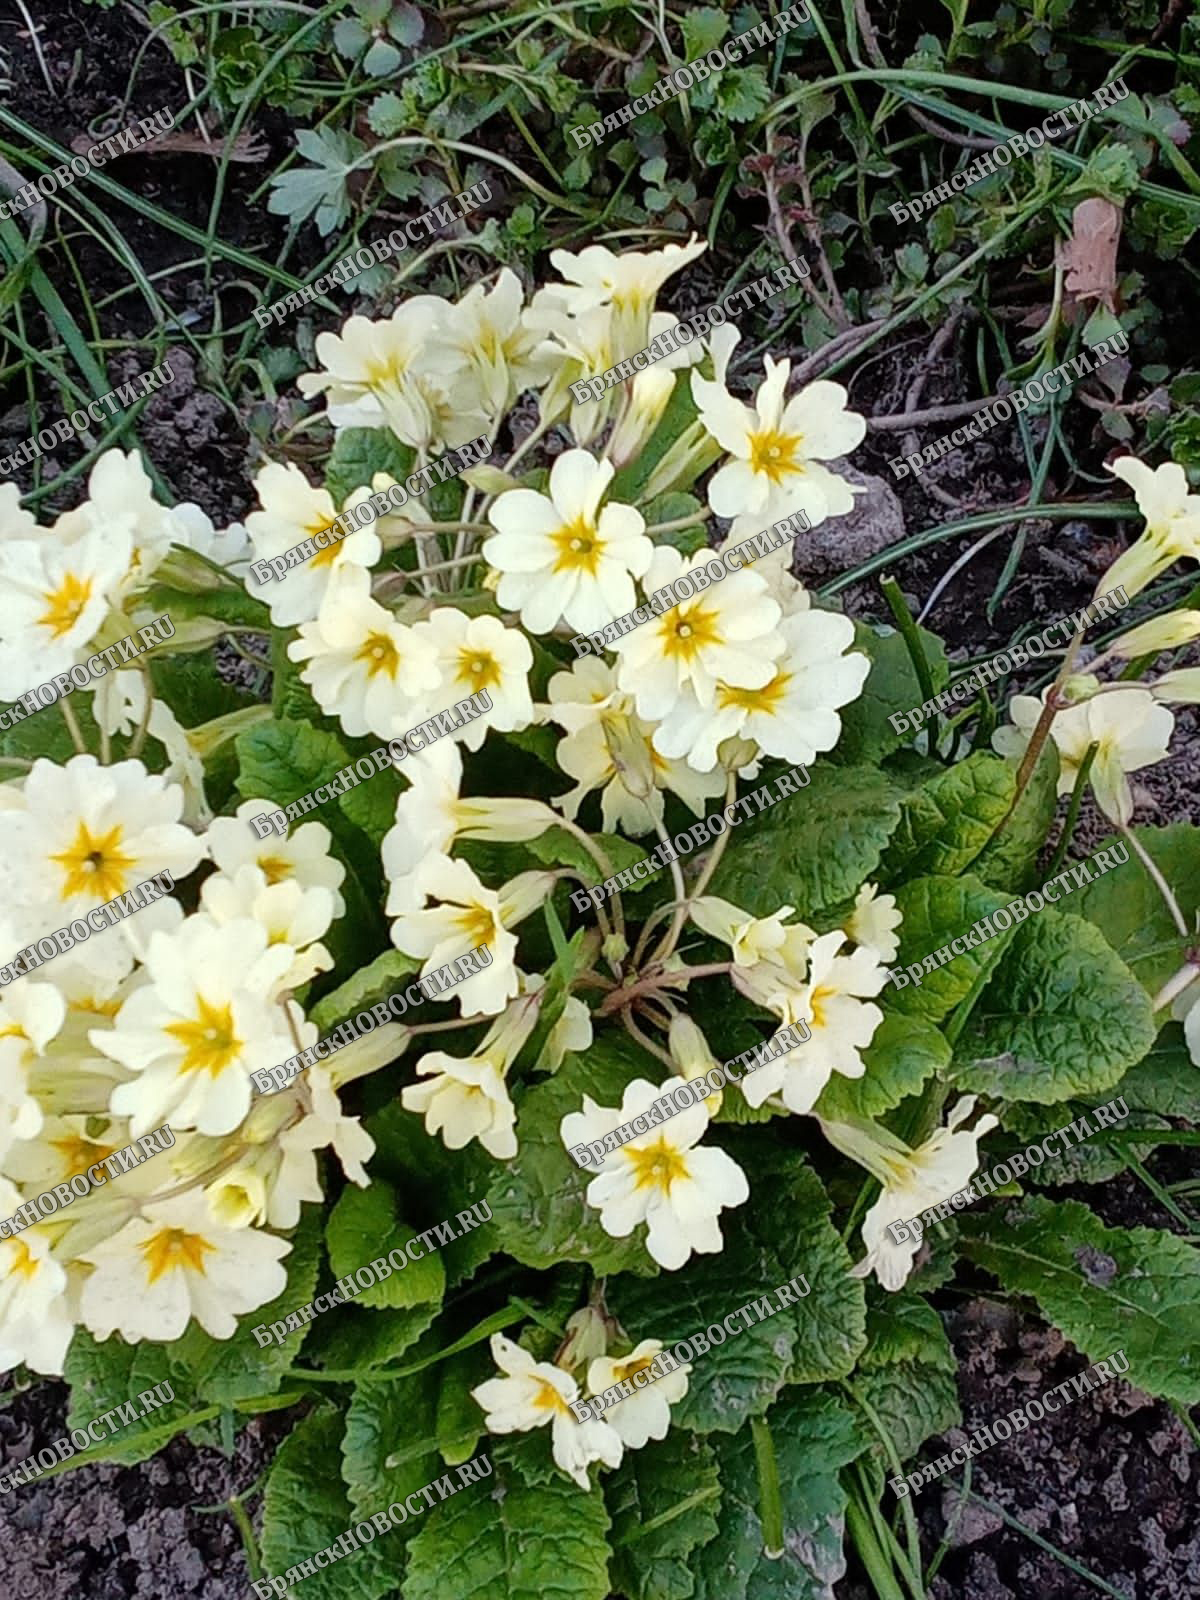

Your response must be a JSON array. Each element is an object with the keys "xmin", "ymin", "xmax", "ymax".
[
  {"xmin": 59, "ymin": 695, "xmax": 88, "ymax": 755},
  {"xmin": 750, "ymin": 1417, "xmax": 785, "ymax": 1559},
  {"xmin": 1120, "ymin": 823, "xmax": 1191, "ymax": 940},
  {"xmin": 1042, "ymin": 741, "xmax": 1097, "ymax": 881},
  {"xmin": 881, "ymin": 574, "xmax": 937, "ymax": 729}
]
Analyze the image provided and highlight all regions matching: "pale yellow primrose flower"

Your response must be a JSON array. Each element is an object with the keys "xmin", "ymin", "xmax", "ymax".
[
  {"xmin": 199, "ymin": 863, "xmax": 336, "ymax": 991},
  {"xmin": 738, "ymin": 930, "xmax": 886, "ymax": 1115},
  {"xmin": 820, "ymin": 1097, "xmax": 998, "ymax": 1291},
  {"xmin": 546, "ymin": 237, "xmax": 708, "ymax": 351},
  {"xmin": 207, "ymin": 801, "xmax": 346, "ymax": 917},
  {"xmin": 612, "ymin": 546, "xmax": 783, "ymax": 723},
  {"xmin": 0, "ymin": 1180, "xmax": 74, "ymax": 1374},
  {"xmin": 1098, "ymin": 457, "xmax": 1200, "ymax": 599},
  {"xmin": 472, "ymin": 1332, "xmax": 624, "ymax": 1489},
  {"xmin": 1104, "ymin": 610, "xmax": 1200, "ymax": 659},
  {"xmin": 382, "ymin": 740, "xmax": 556, "ymax": 915},
  {"xmin": 586, "ymin": 1339, "xmax": 691, "ymax": 1448},
  {"xmin": 1152, "ymin": 668, "xmax": 1200, "ymax": 704},
  {"xmin": 693, "ymin": 361, "xmax": 865, "ymax": 527},
  {"xmin": 652, "ymin": 610, "xmax": 869, "ymax": 773},
  {"xmin": 484, "ymin": 450, "xmax": 653, "ymax": 636},
  {"xmin": 0, "ymin": 521, "xmax": 133, "ymax": 700},
  {"xmin": 439, "ymin": 266, "xmax": 560, "ymax": 420},
  {"xmin": 401, "ymin": 992, "xmax": 539, "ymax": 1160},
  {"xmin": 78, "ymin": 1188, "xmax": 291, "ymax": 1342},
  {"xmin": 287, "ymin": 565, "xmax": 442, "ymax": 740},
  {"xmin": 543, "ymin": 655, "xmax": 724, "ymax": 833},
  {"xmin": 845, "ymin": 883, "xmax": 903, "ymax": 964},
  {"xmin": 690, "ymin": 895, "xmax": 813, "ymax": 970},
  {"xmin": 560, "ymin": 1077, "xmax": 749, "ymax": 1271},
  {"xmin": 244, "ymin": 461, "xmax": 381, "ymax": 629},
  {"xmin": 413, "ymin": 607, "xmax": 534, "ymax": 750},
  {"xmin": 993, "ymin": 686, "xmax": 1174, "ymax": 824}
]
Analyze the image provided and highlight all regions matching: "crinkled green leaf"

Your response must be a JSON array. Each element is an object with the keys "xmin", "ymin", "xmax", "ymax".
[
  {"xmin": 999, "ymin": 1098, "xmax": 1168, "ymax": 1186},
  {"xmin": 1114, "ymin": 1023, "xmax": 1200, "ymax": 1120},
  {"xmin": 1074, "ymin": 824, "xmax": 1200, "ymax": 998},
  {"xmin": 327, "ymin": 1177, "xmax": 445, "ymax": 1311},
  {"xmin": 710, "ymin": 764, "xmax": 905, "ymax": 920},
  {"xmin": 953, "ymin": 910, "xmax": 1157, "ymax": 1104},
  {"xmin": 325, "ymin": 426, "xmax": 416, "ymax": 503},
  {"xmin": 526, "ymin": 825, "xmax": 656, "ymax": 886},
  {"xmin": 887, "ymin": 873, "xmax": 1011, "ymax": 1023},
  {"xmin": 744, "ymin": 1159, "xmax": 867, "ymax": 1385},
  {"xmin": 235, "ymin": 715, "xmax": 352, "ymax": 807},
  {"xmin": 681, "ymin": 4, "xmax": 729, "ymax": 56},
  {"xmin": 487, "ymin": 1032, "xmax": 663, "ymax": 1277},
  {"xmin": 970, "ymin": 742, "xmax": 1060, "ymax": 894},
  {"xmin": 608, "ymin": 1430, "xmax": 722, "ymax": 1600},
  {"xmin": 310, "ymin": 948, "xmax": 421, "ymax": 1031},
  {"xmin": 959, "ymin": 1195, "xmax": 1200, "ymax": 1404},
  {"xmin": 608, "ymin": 1228, "xmax": 795, "ymax": 1433},
  {"xmin": 306, "ymin": 1301, "xmax": 440, "ymax": 1371},
  {"xmin": 815, "ymin": 1012, "xmax": 950, "ymax": 1122},
  {"xmin": 852, "ymin": 1292, "xmax": 960, "ymax": 1463},
  {"xmin": 403, "ymin": 1447, "xmax": 612, "ymax": 1600},
  {"xmin": 63, "ymin": 1336, "xmax": 191, "ymax": 1468},
  {"xmin": 882, "ymin": 752, "xmax": 1016, "ymax": 881},
  {"xmin": 262, "ymin": 1406, "xmax": 394, "ymax": 1600},
  {"xmin": 692, "ymin": 1390, "xmax": 866, "ymax": 1600}
]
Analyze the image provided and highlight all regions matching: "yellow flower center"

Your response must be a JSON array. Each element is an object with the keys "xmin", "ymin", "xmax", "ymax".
[
  {"xmin": 658, "ymin": 603, "xmax": 722, "ymax": 664},
  {"xmin": 72, "ymin": 994, "xmax": 122, "ymax": 1020},
  {"xmin": 747, "ymin": 427, "xmax": 804, "ymax": 483},
  {"xmin": 616, "ymin": 1354, "xmax": 656, "ymax": 1382},
  {"xmin": 550, "ymin": 517, "xmax": 603, "ymax": 577},
  {"xmin": 455, "ymin": 903, "xmax": 498, "ymax": 949},
  {"xmin": 626, "ymin": 1136, "xmax": 690, "ymax": 1194},
  {"xmin": 257, "ymin": 854, "xmax": 292, "ymax": 885},
  {"xmin": 164, "ymin": 995, "xmax": 243, "ymax": 1078},
  {"xmin": 8, "ymin": 1239, "xmax": 40, "ymax": 1280},
  {"xmin": 356, "ymin": 631, "xmax": 401, "ymax": 679},
  {"xmin": 717, "ymin": 671, "xmax": 792, "ymax": 716},
  {"xmin": 532, "ymin": 1378, "xmax": 572, "ymax": 1415},
  {"xmin": 0, "ymin": 1022, "xmax": 29, "ymax": 1042},
  {"xmin": 365, "ymin": 350, "xmax": 409, "ymax": 390},
  {"xmin": 809, "ymin": 983, "xmax": 837, "ymax": 1030},
  {"xmin": 139, "ymin": 1226, "xmax": 216, "ymax": 1285},
  {"xmin": 49, "ymin": 820, "xmax": 136, "ymax": 903},
  {"xmin": 307, "ymin": 517, "xmax": 343, "ymax": 570},
  {"xmin": 38, "ymin": 571, "xmax": 94, "ymax": 640},
  {"xmin": 50, "ymin": 1132, "xmax": 118, "ymax": 1178},
  {"xmin": 457, "ymin": 648, "xmax": 502, "ymax": 697}
]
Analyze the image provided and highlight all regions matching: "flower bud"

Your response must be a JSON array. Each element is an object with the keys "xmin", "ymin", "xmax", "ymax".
[
  {"xmin": 1060, "ymin": 673, "xmax": 1101, "ymax": 704},
  {"xmin": 1109, "ymin": 611, "xmax": 1200, "ymax": 658}
]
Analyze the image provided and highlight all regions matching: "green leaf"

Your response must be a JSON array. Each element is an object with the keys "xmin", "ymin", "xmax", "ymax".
[
  {"xmin": 339, "ymin": 759, "xmax": 402, "ymax": 845},
  {"xmin": 953, "ymin": 910, "xmax": 1157, "ymax": 1105},
  {"xmin": 692, "ymin": 1389, "xmax": 866, "ymax": 1600},
  {"xmin": 886, "ymin": 873, "xmax": 1011, "ymax": 1023},
  {"xmin": 608, "ymin": 1431, "xmax": 722, "ymax": 1600},
  {"xmin": 717, "ymin": 67, "xmax": 773, "ymax": 123},
  {"xmin": 64, "ymin": 1337, "xmax": 188, "ymax": 1467},
  {"xmin": 709, "ymin": 764, "xmax": 905, "ymax": 921},
  {"xmin": 881, "ymin": 753, "xmax": 1016, "ymax": 881},
  {"xmin": 609, "ymin": 370, "xmax": 700, "ymax": 503},
  {"xmin": 325, "ymin": 426, "xmax": 416, "ymax": 503},
  {"xmin": 815, "ymin": 1012, "xmax": 951, "ymax": 1122},
  {"xmin": 403, "ymin": 1448, "xmax": 612, "ymax": 1600},
  {"xmin": 851, "ymin": 1292, "xmax": 960, "ymax": 1463},
  {"xmin": 525, "ymin": 825, "xmax": 656, "ymax": 884},
  {"xmin": 306, "ymin": 1300, "xmax": 441, "ymax": 1372},
  {"xmin": 681, "ymin": 5, "xmax": 729, "ymax": 56},
  {"xmin": 262, "ymin": 1407, "xmax": 395, "ymax": 1600},
  {"xmin": 487, "ymin": 1032, "xmax": 663, "ymax": 1277},
  {"xmin": 310, "ymin": 948, "xmax": 421, "ymax": 1031},
  {"xmin": 267, "ymin": 128, "xmax": 366, "ymax": 236},
  {"xmin": 608, "ymin": 1227, "xmax": 795, "ymax": 1433},
  {"xmin": 235, "ymin": 716, "xmax": 351, "ymax": 807},
  {"xmin": 959, "ymin": 1195, "xmax": 1200, "ymax": 1404},
  {"xmin": 832, "ymin": 623, "xmax": 949, "ymax": 767},
  {"xmin": 327, "ymin": 1177, "xmax": 445, "ymax": 1311},
  {"xmin": 1114, "ymin": 1023, "xmax": 1200, "ymax": 1120},
  {"xmin": 744, "ymin": 1159, "xmax": 867, "ymax": 1384},
  {"xmin": 970, "ymin": 742, "xmax": 1060, "ymax": 894},
  {"xmin": 1074, "ymin": 824, "xmax": 1200, "ymax": 999},
  {"xmin": 171, "ymin": 1206, "xmax": 323, "ymax": 1404}
]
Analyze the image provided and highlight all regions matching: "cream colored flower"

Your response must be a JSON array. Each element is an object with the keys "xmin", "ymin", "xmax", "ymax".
[
  {"xmin": 560, "ymin": 1077, "xmax": 749, "ymax": 1270},
  {"xmin": 993, "ymin": 687, "xmax": 1174, "ymax": 824},
  {"xmin": 207, "ymin": 801, "xmax": 346, "ymax": 917},
  {"xmin": 544, "ymin": 655, "xmax": 724, "ymax": 833},
  {"xmin": 820, "ymin": 1097, "xmax": 998, "ymax": 1291},
  {"xmin": 654, "ymin": 609, "xmax": 868, "ymax": 772},
  {"xmin": 548, "ymin": 238, "xmax": 707, "ymax": 350},
  {"xmin": 200, "ymin": 863, "xmax": 335, "ymax": 990},
  {"xmin": 690, "ymin": 896, "xmax": 814, "ymax": 969},
  {"xmin": 484, "ymin": 451, "xmax": 652, "ymax": 636},
  {"xmin": 0, "ymin": 1184, "xmax": 74, "ymax": 1375},
  {"xmin": 694, "ymin": 361, "xmax": 865, "ymax": 526},
  {"xmin": 845, "ymin": 883, "xmax": 903, "ymax": 963},
  {"xmin": 472, "ymin": 1331, "xmax": 623, "ymax": 1489},
  {"xmin": 1098, "ymin": 457, "xmax": 1200, "ymax": 599},
  {"xmin": 412, "ymin": 607, "xmax": 534, "ymax": 750},
  {"xmin": 78, "ymin": 1189, "xmax": 291, "ymax": 1341},
  {"xmin": 401, "ymin": 996, "xmax": 538, "ymax": 1159},
  {"xmin": 612, "ymin": 547, "xmax": 783, "ymax": 723},
  {"xmin": 244, "ymin": 462, "xmax": 381, "ymax": 628},
  {"xmin": 440, "ymin": 267, "xmax": 559, "ymax": 419},
  {"xmin": 586, "ymin": 1339, "xmax": 690, "ymax": 1448},
  {"xmin": 288, "ymin": 565, "xmax": 442, "ymax": 739}
]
